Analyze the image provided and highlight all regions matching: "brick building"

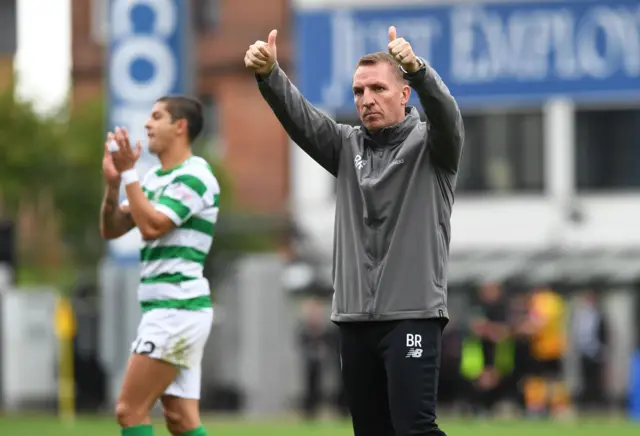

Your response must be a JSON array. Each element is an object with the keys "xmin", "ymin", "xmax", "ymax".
[
  {"xmin": 71, "ymin": 0, "xmax": 293, "ymax": 216},
  {"xmin": 0, "ymin": 0, "xmax": 16, "ymax": 89}
]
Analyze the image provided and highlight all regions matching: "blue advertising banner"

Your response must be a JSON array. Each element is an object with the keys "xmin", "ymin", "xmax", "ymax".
[
  {"xmin": 106, "ymin": 0, "xmax": 191, "ymax": 261},
  {"xmin": 294, "ymin": 0, "xmax": 640, "ymax": 112}
]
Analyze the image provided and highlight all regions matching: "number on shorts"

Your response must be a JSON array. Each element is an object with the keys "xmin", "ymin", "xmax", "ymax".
[{"xmin": 133, "ymin": 338, "xmax": 156, "ymax": 355}]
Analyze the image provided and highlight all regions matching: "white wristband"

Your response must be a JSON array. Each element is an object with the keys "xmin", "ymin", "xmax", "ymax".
[{"xmin": 121, "ymin": 168, "xmax": 138, "ymax": 186}]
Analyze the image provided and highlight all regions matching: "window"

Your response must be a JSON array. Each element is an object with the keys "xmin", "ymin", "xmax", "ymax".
[
  {"xmin": 575, "ymin": 108, "xmax": 640, "ymax": 191},
  {"xmin": 0, "ymin": 0, "xmax": 16, "ymax": 54},
  {"xmin": 457, "ymin": 111, "xmax": 544, "ymax": 194},
  {"xmin": 334, "ymin": 110, "xmax": 545, "ymax": 194}
]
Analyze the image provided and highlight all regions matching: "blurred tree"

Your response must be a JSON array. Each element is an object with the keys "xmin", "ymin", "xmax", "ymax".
[
  {"xmin": 52, "ymin": 98, "xmax": 106, "ymax": 270},
  {"xmin": 0, "ymin": 84, "xmax": 104, "ymax": 283},
  {"xmin": 0, "ymin": 83, "xmax": 61, "ymax": 212},
  {"xmin": 0, "ymin": 83, "xmax": 288, "ymax": 289},
  {"xmin": 0, "ymin": 82, "xmax": 66, "ymax": 283}
]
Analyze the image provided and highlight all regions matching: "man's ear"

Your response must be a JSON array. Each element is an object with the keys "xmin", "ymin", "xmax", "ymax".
[
  {"xmin": 401, "ymin": 84, "xmax": 411, "ymax": 105},
  {"xmin": 176, "ymin": 118, "xmax": 188, "ymax": 136}
]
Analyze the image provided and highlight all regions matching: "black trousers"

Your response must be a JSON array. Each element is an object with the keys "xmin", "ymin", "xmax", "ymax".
[
  {"xmin": 579, "ymin": 355, "xmax": 605, "ymax": 409},
  {"xmin": 302, "ymin": 359, "xmax": 322, "ymax": 419},
  {"xmin": 337, "ymin": 319, "xmax": 446, "ymax": 436},
  {"xmin": 463, "ymin": 373, "xmax": 512, "ymax": 415}
]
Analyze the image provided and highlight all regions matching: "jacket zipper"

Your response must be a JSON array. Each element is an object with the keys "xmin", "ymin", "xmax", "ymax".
[{"xmin": 368, "ymin": 150, "xmax": 385, "ymax": 320}]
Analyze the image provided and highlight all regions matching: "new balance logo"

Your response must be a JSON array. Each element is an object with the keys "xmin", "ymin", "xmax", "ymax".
[
  {"xmin": 406, "ymin": 348, "xmax": 423, "ymax": 358},
  {"xmin": 354, "ymin": 155, "xmax": 367, "ymax": 170},
  {"xmin": 390, "ymin": 159, "xmax": 404, "ymax": 167},
  {"xmin": 405, "ymin": 333, "xmax": 423, "ymax": 358}
]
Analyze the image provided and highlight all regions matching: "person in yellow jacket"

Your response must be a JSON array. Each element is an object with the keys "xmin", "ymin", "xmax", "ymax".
[
  {"xmin": 462, "ymin": 282, "xmax": 514, "ymax": 416},
  {"xmin": 518, "ymin": 287, "xmax": 570, "ymax": 417},
  {"xmin": 460, "ymin": 334, "xmax": 515, "ymax": 415}
]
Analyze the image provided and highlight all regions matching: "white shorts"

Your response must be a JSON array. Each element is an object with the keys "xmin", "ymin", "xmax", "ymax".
[{"xmin": 130, "ymin": 308, "xmax": 213, "ymax": 399}]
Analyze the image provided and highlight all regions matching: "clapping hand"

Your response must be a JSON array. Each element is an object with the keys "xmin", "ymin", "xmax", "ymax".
[{"xmin": 109, "ymin": 127, "xmax": 142, "ymax": 173}]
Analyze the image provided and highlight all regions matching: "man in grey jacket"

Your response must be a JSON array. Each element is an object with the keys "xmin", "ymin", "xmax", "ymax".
[{"xmin": 245, "ymin": 25, "xmax": 464, "ymax": 436}]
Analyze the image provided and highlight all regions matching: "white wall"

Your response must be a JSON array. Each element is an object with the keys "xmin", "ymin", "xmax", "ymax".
[
  {"xmin": 452, "ymin": 194, "xmax": 640, "ymax": 251},
  {"xmin": 450, "ymin": 197, "xmax": 556, "ymax": 251},
  {"xmin": 289, "ymin": 144, "xmax": 336, "ymax": 257},
  {"xmin": 566, "ymin": 195, "xmax": 640, "ymax": 248},
  {"xmin": 290, "ymin": 174, "xmax": 640, "ymax": 257}
]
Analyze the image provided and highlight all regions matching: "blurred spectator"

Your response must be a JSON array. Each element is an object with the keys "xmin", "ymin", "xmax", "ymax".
[
  {"xmin": 296, "ymin": 297, "xmax": 336, "ymax": 420},
  {"xmin": 71, "ymin": 278, "xmax": 106, "ymax": 412},
  {"xmin": 509, "ymin": 292, "xmax": 535, "ymax": 413},
  {"xmin": 571, "ymin": 289, "xmax": 609, "ymax": 411},
  {"xmin": 522, "ymin": 287, "xmax": 570, "ymax": 418},
  {"xmin": 460, "ymin": 282, "xmax": 514, "ymax": 416}
]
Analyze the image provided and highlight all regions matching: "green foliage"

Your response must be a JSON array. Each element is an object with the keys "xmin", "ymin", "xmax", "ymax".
[
  {"xmin": 0, "ymin": 84, "xmax": 106, "ymax": 278},
  {"xmin": 0, "ymin": 84, "xmax": 285, "ymax": 288},
  {"xmin": 52, "ymin": 98, "xmax": 106, "ymax": 268},
  {"xmin": 0, "ymin": 85, "xmax": 63, "ymax": 211}
]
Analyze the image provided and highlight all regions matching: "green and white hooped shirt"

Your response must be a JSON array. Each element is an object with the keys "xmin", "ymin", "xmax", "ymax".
[{"xmin": 123, "ymin": 156, "xmax": 220, "ymax": 313}]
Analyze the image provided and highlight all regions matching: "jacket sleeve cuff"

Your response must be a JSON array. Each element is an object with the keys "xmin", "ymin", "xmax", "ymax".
[
  {"xmin": 255, "ymin": 62, "xmax": 280, "ymax": 85},
  {"xmin": 401, "ymin": 57, "xmax": 427, "ymax": 79}
]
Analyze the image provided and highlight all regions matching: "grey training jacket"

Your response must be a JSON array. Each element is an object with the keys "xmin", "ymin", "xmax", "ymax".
[{"xmin": 257, "ymin": 59, "xmax": 464, "ymax": 323}]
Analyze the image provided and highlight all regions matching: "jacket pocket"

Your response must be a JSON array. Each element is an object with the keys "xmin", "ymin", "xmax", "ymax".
[{"xmin": 434, "ymin": 224, "xmax": 448, "ymax": 287}]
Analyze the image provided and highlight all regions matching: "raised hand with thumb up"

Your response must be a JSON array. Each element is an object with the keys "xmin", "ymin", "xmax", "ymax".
[
  {"xmin": 245, "ymin": 29, "xmax": 279, "ymax": 76},
  {"xmin": 387, "ymin": 25, "xmax": 421, "ymax": 73}
]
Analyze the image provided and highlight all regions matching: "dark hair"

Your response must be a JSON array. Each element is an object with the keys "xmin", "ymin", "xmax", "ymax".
[
  {"xmin": 156, "ymin": 95, "xmax": 204, "ymax": 143},
  {"xmin": 356, "ymin": 52, "xmax": 406, "ymax": 84}
]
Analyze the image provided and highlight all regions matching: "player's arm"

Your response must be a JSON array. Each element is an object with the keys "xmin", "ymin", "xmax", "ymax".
[
  {"xmin": 129, "ymin": 172, "xmax": 212, "ymax": 241},
  {"xmin": 404, "ymin": 59, "xmax": 464, "ymax": 173},
  {"xmin": 256, "ymin": 65, "xmax": 350, "ymax": 176},
  {"xmin": 124, "ymin": 180, "xmax": 176, "ymax": 241},
  {"xmin": 469, "ymin": 308, "xmax": 497, "ymax": 366},
  {"xmin": 99, "ymin": 184, "xmax": 135, "ymax": 239},
  {"xmin": 387, "ymin": 26, "xmax": 464, "ymax": 174}
]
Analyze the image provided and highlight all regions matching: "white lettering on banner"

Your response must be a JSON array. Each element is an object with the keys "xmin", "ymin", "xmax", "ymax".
[
  {"xmin": 111, "ymin": 38, "xmax": 176, "ymax": 101},
  {"xmin": 322, "ymin": 10, "xmax": 441, "ymax": 109},
  {"xmin": 317, "ymin": 4, "xmax": 640, "ymax": 108},
  {"xmin": 108, "ymin": 0, "xmax": 183, "ymax": 257},
  {"xmin": 112, "ymin": 0, "xmax": 175, "ymax": 37},
  {"xmin": 110, "ymin": 0, "xmax": 179, "ymax": 160},
  {"xmin": 450, "ymin": 4, "xmax": 640, "ymax": 83},
  {"xmin": 576, "ymin": 8, "xmax": 640, "ymax": 79}
]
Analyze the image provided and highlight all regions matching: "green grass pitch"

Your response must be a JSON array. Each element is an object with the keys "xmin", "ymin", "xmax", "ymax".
[{"xmin": 1, "ymin": 415, "xmax": 639, "ymax": 436}]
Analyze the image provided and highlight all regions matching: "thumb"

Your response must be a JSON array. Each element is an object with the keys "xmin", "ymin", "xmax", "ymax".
[
  {"xmin": 268, "ymin": 29, "xmax": 278, "ymax": 48},
  {"xmin": 388, "ymin": 25, "xmax": 397, "ymax": 42}
]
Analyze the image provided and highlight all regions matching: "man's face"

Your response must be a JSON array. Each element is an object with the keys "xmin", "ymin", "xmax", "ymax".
[
  {"xmin": 353, "ymin": 62, "xmax": 410, "ymax": 132},
  {"xmin": 480, "ymin": 283, "xmax": 502, "ymax": 303},
  {"xmin": 145, "ymin": 102, "xmax": 181, "ymax": 154}
]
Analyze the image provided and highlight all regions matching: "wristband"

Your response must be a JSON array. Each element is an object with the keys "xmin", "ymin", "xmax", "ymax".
[{"xmin": 121, "ymin": 168, "xmax": 138, "ymax": 186}]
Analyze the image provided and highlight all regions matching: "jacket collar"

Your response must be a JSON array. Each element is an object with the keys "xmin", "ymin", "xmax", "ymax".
[{"xmin": 361, "ymin": 106, "xmax": 419, "ymax": 147}]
